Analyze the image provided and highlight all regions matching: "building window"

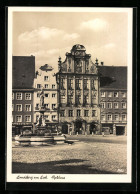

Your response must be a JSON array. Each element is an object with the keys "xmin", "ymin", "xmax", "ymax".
[
  {"xmin": 114, "ymin": 103, "xmax": 118, "ymax": 109},
  {"xmin": 114, "ymin": 114, "xmax": 119, "ymax": 121},
  {"xmin": 44, "ymin": 104, "xmax": 49, "ymax": 109},
  {"xmin": 101, "ymin": 92, "xmax": 105, "ymax": 97},
  {"xmin": 91, "ymin": 80, "xmax": 95, "ymax": 89},
  {"xmin": 108, "ymin": 92, "xmax": 112, "ymax": 97},
  {"xmin": 12, "ymin": 104, "xmax": 14, "ymax": 111},
  {"xmin": 60, "ymin": 78, "xmax": 65, "ymax": 89},
  {"xmin": 45, "ymin": 93, "xmax": 49, "ymax": 98},
  {"xmin": 25, "ymin": 104, "xmax": 31, "ymax": 111},
  {"xmin": 77, "ymin": 110, "xmax": 81, "ymax": 117},
  {"xmin": 84, "ymin": 79, "xmax": 89, "ymax": 89},
  {"xmin": 16, "ymin": 93, "xmax": 22, "ymax": 100},
  {"xmin": 16, "ymin": 104, "xmax": 22, "ymax": 111},
  {"xmin": 76, "ymin": 95, "xmax": 81, "ymax": 105},
  {"xmin": 44, "ymin": 115, "xmax": 49, "ymax": 121},
  {"xmin": 68, "ymin": 95, "xmax": 73, "ymax": 104},
  {"xmin": 60, "ymin": 94, "xmax": 65, "ymax": 103},
  {"xmin": 122, "ymin": 102, "xmax": 126, "ymax": 109},
  {"xmin": 52, "ymin": 115, "xmax": 56, "ymax": 120},
  {"xmin": 52, "ymin": 84, "xmax": 55, "ymax": 89},
  {"xmin": 52, "ymin": 104, "xmax": 56, "ymax": 109},
  {"xmin": 122, "ymin": 114, "xmax": 126, "ymax": 121},
  {"xmin": 84, "ymin": 110, "xmax": 89, "ymax": 117},
  {"xmin": 101, "ymin": 115, "xmax": 105, "ymax": 121},
  {"xmin": 114, "ymin": 92, "xmax": 118, "ymax": 97},
  {"xmin": 52, "ymin": 93, "xmax": 56, "ymax": 98},
  {"xmin": 68, "ymin": 79, "xmax": 73, "ymax": 89},
  {"xmin": 69, "ymin": 110, "xmax": 73, "ymax": 117},
  {"xmin": 107, "ymin": 114, "xmax": 112, "ymax": 121},
  {"xmin": 60, "ymin": 110, "xmax": 65, "ymax": 117},
  {"xmin": 84, "ymin": 95, "xmax": 89, "ymax": 104},
  {"xmin": 92, "ymin": 110, "xmax": 97, "ymax": 117},
  {"xmin": 45, "ymin": 84, "xmax": 49, "ymax": 89},
  {"xmin": 37, "ymin": 93, "xmax": 40, "ymax": 98},
  {"xmin": 107, "ymin": 103, "xmax": 112, "ymax": 109},
  {"xmin": 122, "ymin": 92, "xmax": 126, "ymax": 98},
  {"xmin": 36, "ymin": 103, "xmax": 39, "ymax": 108},
  {"xmin": 85, "ymin": 62, "xmax": 89, "ymax": 72},
  {"xmin": 16, "ymin": 115, "xmax": 22, "ymax": 122},
  {"xmin": 37, "ymin": 84, "xmax": 41, "ymax": 89},
  {"xmin": 25, "ymin": 93, "xmax": 31, "ymax": 100},
  {"xmin": 100, "ymin": 102, "xmax": 105, "ymax": 108},
  {"xmin": 76, "ymin": 79, "xmax": 81, "ymax": 90},
  {"xmin": 25, "ymin": 115, "xmax": 31, "ymax": 122},
  {"xmin": 12, "ymin": 93, "xmax": 14, "ymax": 100},
  {"xmin": 44, "ymin": 76, "xmax": 49, "ymax": 81}
]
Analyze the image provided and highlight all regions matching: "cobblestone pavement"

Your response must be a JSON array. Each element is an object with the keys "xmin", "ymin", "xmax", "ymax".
[{"xmin": 12, "ymin": 136, "xmax": 127, "ymax": 174}]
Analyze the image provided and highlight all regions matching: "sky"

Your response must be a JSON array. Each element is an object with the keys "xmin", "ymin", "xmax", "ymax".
[{"xmin": 12, "ymin": 10, "xmax": 129, "ymax": 72}]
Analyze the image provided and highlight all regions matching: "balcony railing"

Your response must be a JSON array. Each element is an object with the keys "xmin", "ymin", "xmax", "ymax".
[{"xmin": 76, "ymin": 87, "xmax": 81, "ymax": 90}]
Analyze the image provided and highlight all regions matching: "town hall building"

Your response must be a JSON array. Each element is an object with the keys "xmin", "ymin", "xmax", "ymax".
[{"xmin": 56, "ymin": 44, "xmax": 100, "ymax": 135}]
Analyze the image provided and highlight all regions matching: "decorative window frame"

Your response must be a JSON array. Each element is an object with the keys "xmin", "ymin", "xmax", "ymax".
[
  {"xmin": 25, "ymin": 115, "xmax": 31, "ymax": 122},
  {"xmin": 25, "ymin": 93, "xmax": 31, "ymax": 100},
  {"xmin": 16, "ymin": 104, "xmax": 22, "ymax": 111},
  {"xmin": 16, "ymin": 115, "xmax": 22, "ymax": 122},
  {"xmin": 16, "ymin": 92, "xmax": 22, "ymax": 100},
  {"xmin": 25, "ymin": 104, "xmax": 31, "ymax": 111}
]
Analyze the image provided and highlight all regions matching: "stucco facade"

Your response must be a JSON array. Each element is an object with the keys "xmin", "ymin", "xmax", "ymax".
[
  {"xmin": 33, "ymin": 64, "xmax": 58, "ymax": 132},
  {"xmin": 56, "ymin": 44, "xmax": 100, "ymax": 134}
]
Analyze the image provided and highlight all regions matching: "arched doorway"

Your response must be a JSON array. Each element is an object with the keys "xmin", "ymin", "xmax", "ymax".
[
  {"xmin": 62, "ymin": 124, "xmax": 68, "ymax": 134},
  {"xmin": 75, "ymin": 121, "xmax": 82, "ymax": 134},
  {"xmin": 90, "ymin": 123, "xmax": 96, "ymax": 134}
]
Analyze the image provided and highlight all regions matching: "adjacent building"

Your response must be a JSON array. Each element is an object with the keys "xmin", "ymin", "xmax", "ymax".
[
  {"xmin": 12, "ymin": 56, "xmax": 35, "ymax": 135},
  {"xmin": 99, "ymin": 66, "xmax": 127, "ymax": 135},
  {"xmin": 56, "ymin": 44, "xmax": 100, "ymax": 135},
  {"xmin": 33, "ymin": 64, "xmax": 58, "ymax": 132}
]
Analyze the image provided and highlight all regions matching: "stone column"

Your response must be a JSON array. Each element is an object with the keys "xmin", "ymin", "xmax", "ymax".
[
  {"xmin": 82, "ymin": 122, "xmax": 86, "ymax": 134},
  {"xmin": 65, "ymin": 75, "xmax": 68, "ymax": 104},
  {"xmin": 89, "ymin": 78, "xmax": 92, "ymax": 105},
  {"xmin": 113, "ymin": 124, "xmax": 116, "ymax": 135},
  {"xmin": 67, "ymin": 123, "xmax": 70, "ymax": 135},
  {"xmin": 125, "ymin": 125, "xmax": 127, "ymax": 136},
  {"xmin": 73, "ymin": 75, "xmax": 76, "ymax": 104},
  {"xmin": 71, "ymin": 122, "xmax": 75, "ymax": 135},
  {"xmin": 81, "ymin": 76, "xmax": 84, "ymax": 104},
  {"xmin": 86, "ymin": 123, "xmax": 90, "ymax": 135}
]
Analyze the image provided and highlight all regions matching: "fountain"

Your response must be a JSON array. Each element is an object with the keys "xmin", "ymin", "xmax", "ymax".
[{"xmin": 15, "ymin": 88, "xmax": 66, "ymax": 146}]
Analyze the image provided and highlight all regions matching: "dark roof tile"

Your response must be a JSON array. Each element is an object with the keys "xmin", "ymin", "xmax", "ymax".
[
  {"xmin": 12, "ymin": 56, "xmax": 35, "ymax": 89},
  {"xmin": 98, "ymin": 66, "xmax": 127, "ymax": 89}
]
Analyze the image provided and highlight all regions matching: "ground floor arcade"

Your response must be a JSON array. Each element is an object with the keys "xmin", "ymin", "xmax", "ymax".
[{"xmin": 59, "ymin": 120, "xmax": 100, "ymax": 135}]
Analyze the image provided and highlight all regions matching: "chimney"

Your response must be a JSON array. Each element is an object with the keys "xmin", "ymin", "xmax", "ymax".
[
  {"xmin": 101, "ymin": 62, "xmax": 104, "ymax": 66},
  {"xmin": 95, "ymin": 58, "xmax": 99, "ymax": 66}
]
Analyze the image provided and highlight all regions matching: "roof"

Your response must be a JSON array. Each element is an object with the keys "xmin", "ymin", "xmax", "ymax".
[
  {"xmin": 39, "ymin": 64, "xmax": 53, "ymax": 71},
  {"xmin": 98, "ymin": 66, "xmax": 127, "ymax": 89},
  {"xmin": 12, "ymin": 56, "xmax": 35, "ymax": 89},
  {"xmin": 71, "ymin": 44, "xmax": 86, "ymax": 52}
]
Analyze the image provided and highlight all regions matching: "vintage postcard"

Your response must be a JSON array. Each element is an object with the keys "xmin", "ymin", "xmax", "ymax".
[{"xmin": 7, "ymin": 7, "xmax": 133, "ymax": 184}]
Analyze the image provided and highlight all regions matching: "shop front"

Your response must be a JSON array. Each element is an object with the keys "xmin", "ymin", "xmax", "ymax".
[{"xmin": 12, "ymin": 123, "xmax": 33, "ymax": 136}]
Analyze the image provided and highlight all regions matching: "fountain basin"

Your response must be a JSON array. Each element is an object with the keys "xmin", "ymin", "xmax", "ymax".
[{"xmin": 14, "ymin": 135, "xmax": 66, "ymax": 146}]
